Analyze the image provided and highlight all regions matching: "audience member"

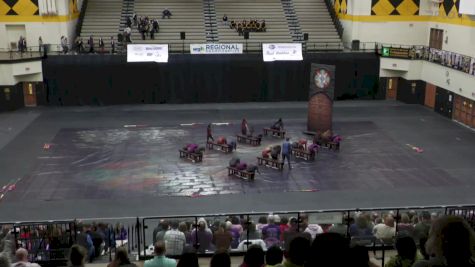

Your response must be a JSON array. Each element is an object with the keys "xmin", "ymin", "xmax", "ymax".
[
  {"xmin": 300, "ymin": 213, "xmax": 323, "ymax": 240},
  {"xmin": 213, "ymin": 222, "xmax": 232, "ymax": 251},
  {"xmin": 349, "ymin": 213, "xmax": 373, "ymax": 237},
  {"xmin": 281, "ymin": 236, "xmax": 310, "ymax": 267},
  {"xmin": 38, "ymin": 36, "xmax": 43, "ymax": 53},
  {"xmin": 176, "ymin": 250, "xmax": 198, "ymax": 267},
  {"xmin": 90, "ymin": 225, "xmax": 104, "ymax": 259},
  {"xmin": 152, "ymin": 19, "xmax": 159, "ymax": 33},
  {"xmin": 163, "ymin": 221, "xmax": 186, "ymax": 256},
  {"xmin": 110, "ymin": 37, "xmax": 115, "ymax": 54},
  {"xmin": 12, "ymin": 248, "xmax": 40, "ymax": 267},
  {"xmin": 223, "ymin": 14, "xmax": 228, "ymax": 22},
  {"xmin": 413, "ymin": 215, "xmax": 475, "ymax": 267},
  {"xmin": 88, "ymin": 35, "xmax": 94, "ymax": 53},
  {"xmin": 262, "ymin": 215, "xmax": 281, "ymax": 247},
  {"xmin": 76, "ymin": 225, "xmax": 94, "ymax": 261},
  {"xmin": 107, "ymin": 247, "xmax": 136, "ymax": 267},
  {"xmin": 241, "ymin": 221, "xmax": 261, "ymax": 241},
  {"xmin": 328, "ymin": 214, "xmax": 349, "ymax": 236},
  {"xmin": 413, "ymin": 211, "xmax": 431, "ymax": 244},
  {"xmin": 144, "ymin": 241, "xmax": 176, "ymax": 267},
  {"xmin": 69, "ymin": 245, "xmax": 87, "ymax": 267},
  {"xmin": 307, "ymin": 233, "xmax": 350, "ymax": 266},
  {"xmin": 124, "ymin": 27, "xmax": 132, "ymax": 43},
  {"xmin": 266, "ymin": 246, "xmax": 283, "ymax": 267},
  {"xmin": 0, "ymin": 254, "xmax": 10, "ymax": 267},
  {"xmin": 178, "ymin": 222, "xmax": 192, "ymax": 248},
  {"xmin": 256, "ymin": 216, "xmax": 268, "ymax": 232},
  {"xmin": 279, "ymin": 217, "xmax": 289, "ymax": 240},
  {"xmin": 240, "ymin": 245, "xmax": 264, "ymax": 267},
  {"xmin": 282, "ymin": 217, "xmax": 311, "ymax": 252},
  {"xmin": 373, "ymin": 215, "xmax": 396, "ymax": 243},
  {"xmin": 191, "ymin": 218, "xmax": 213, "ymax": 253},
  {"xmin": 397, "ymin": 214, "xmax": 415, "ymax": 237},
  {"xmin": 162, "ymin": 9, "xmax": 172, "ymax": 19},
  {"xmin": 385, "ymin": 235, "xmax": 421, "ymax": 267},
  {"xmin": 210, "ymin": 251, "xmax": 231, "ymax": 267},
  {"xmin": 98, "ymin": 37, "xmax": 105, "ymax": 53},
  {"xmin": 156, "ymin": 220, "xmax": 169, "ymax": 242}
]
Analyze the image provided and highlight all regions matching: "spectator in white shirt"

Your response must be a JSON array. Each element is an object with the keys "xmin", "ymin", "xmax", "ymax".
[
  {"xmin": 12, "ymin": 248, "xmax": 40, "ymax": 267},
  {"xmin": 373, "ymin": 215, "xmax": 396, "ymax": 243},
  {"xmin": 163, "ymin": 221, "xmax": 186, "ymax": 256}
]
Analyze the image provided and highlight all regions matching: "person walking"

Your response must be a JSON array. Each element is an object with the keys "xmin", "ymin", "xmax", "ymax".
[
  {"xmin": 207, "ymin": 123, "xmax": 214, "ymax": 142},
  {"xmin": 38, "ymin": 36, "xmax": 43, "ymax": 54},
  {"xmin": 282, "ymin": 137, "xmax": 291, "ymax": 169}
]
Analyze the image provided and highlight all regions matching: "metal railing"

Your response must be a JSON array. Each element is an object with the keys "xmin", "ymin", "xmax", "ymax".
[
  {"xmin": 324, "ymin": 0, "xmax": 344, "ymax": 38},
  {"xmin": 377, "ymin": 43, "xmax": 475, "ymax": 77}
]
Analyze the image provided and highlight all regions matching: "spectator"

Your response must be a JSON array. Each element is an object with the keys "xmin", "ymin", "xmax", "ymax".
[
  {"xmin": 144, "ymin": 241, "xmax": 176, "ymax": 267},
  {"xmin": 373, "ymin": 215, "xmax": 396, "ymax": 243},
  {"xmin": 162, "ymin": 8, "xmax": 172, "ymax": 19},
  {"xmin": 282, "ymin": 217, "xmax": 311, "ymax": 252},
  {"xmin": 110, "ymin": 37, "xmax": 115, "ymax": 54},
  {"xmin": 126, "ymin": 17, "xmax": 132, "ymax": 28},
  {"xmin": 12, "ymin": 248, "xmax": 40, "ymax": 267},
  {"xmin": 90, "ymin": 225, "xmax": 104, "ymax": 259},
  {"xmin": 349, "ymin": 213, "xmax": 373, "ymax": 237},
  {"xmin": 0, "ymin": 254, "xmax": 10, "ymax": 267},
  {"xmin": 256, "ymin": 216, "xmax": 268, "ymax": 232},
  {"xmin": 191, "ymin": 218, "xmax": 213, "ymax": 253},
  {"xmin": 213, "ymin": 222, "xmax": 232, "ymax": 251},
  {"xmin": 279, "ymin": 217, "xmax": 289, "ymax": 240},
  {"xmin": 76, "ymin": 225, "xmax": 94, "ymax": 261},
  {"xmin": 328, "ymin": 214, "xmax": 349, "ymax": 236},
  {"xmin": 240, "ymin": 245, "xmax": 264, "ymax": 267},
  {"xmin": 124, "ymin": 27, "xmax": 132, "ymax": 43},
  {"xmin": 156, "ymin": 220, "xmax": 169, "ymax": 243},
  {"xmin": 88, "ymin": 35, "xmax": 94, "ymax": 53},
  {"xmin": 150, "ymin": 21, "xmax": 155, "ymax": 40},
  {"xmin": 176, "ymin": 250, "xmax": 198, "ymax": 267},
  {"xmin": 265, "ymin": 246, "xmax": 283, "ymax": 266},
  {"xmin": 413, "ymin": 211, "xmax": 431, "ymax": 245},
  {"xmin": 282, "ymin": 236, "xmax": 310, "ymax": 267},
  {"xmin": 178, "ymin": 222, "xmax": 192, "ymax": 248},
  {"xmin": 163, "ymin": 221, "xmax": 186, "ymax": 256},
  {"xmin": 229, "ymin": 217, "xmax": 243, "ymax": 249},
  {"xmin": 98, "ymin": 37, "xmax": 105, "ymax": 54},
  {"xmin": 300, "ymin": 213, "xmax": 323, "ymax": 240},
  {"xmin": 262, "ymin": 215, "xmax": 280, "ymax": 248},
  {"xmin": 115, "ymin": 223, "xmax": 127, "ymax": 240},
  {"xmin": 397, "ymin": 214, "xmax": 415, "ymax": 237},
  {"xmin": 222, "ymin": 14, "xmax": 228, "ymax": 22},
  {"xmin": 349, "ymin": 245, "xmax": 379, "ymax": 267},
  {"xmin": 210, "ymin": 251, "xmax": 230, "ymax": 267},
  {"xmin": 307, "ymin": 233, "xmax": 350, "ymax": 267},
  {"xmin": 132, "ymin": 13, "xmax": 137, "ymax": 26},
  {"xmin": 413, "ymin": 215, "xmax": 475, "ymax": 267},
  {"xmin": 152, "ymin": 19, "xmax": 159, "ymax": 33},
  {"xmin": 38, "ymin": 36, "xmax": 43, "ymax": 53},
  {"xmin": 385, "ymin": 235, "xmax": 421, "ymax": 267},
  {"xmin": 240, "ymin": 221, "xmax": 261, "ymax": 241},
  {"xmin": 107, "ymin": 247, "xmax": 137, "ymax": 267},
  {"xmin": 68, "ymin": 245, "xmax": 87, "ymax": 267}
]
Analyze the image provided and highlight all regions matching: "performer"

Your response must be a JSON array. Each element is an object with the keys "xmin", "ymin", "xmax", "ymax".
[
  {"xmin": 271, "ymin": 118, "xmax": 284, "ymax": 130},
  {"xmin": 282, "ymin": 138, "xmax": 291, "ymax": 169},
  {"xmin": 241, "ymin": 118, "xmax": 248, "ymax": 135},
  {"xmin": 207, "ymin": 123, "xmax": 214, "ymax": 142}
]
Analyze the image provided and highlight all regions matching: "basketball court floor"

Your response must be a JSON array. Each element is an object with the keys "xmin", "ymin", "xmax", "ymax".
[{"xmin": 0, "ymin": 101, "xmax": 474, "ymax": 222}]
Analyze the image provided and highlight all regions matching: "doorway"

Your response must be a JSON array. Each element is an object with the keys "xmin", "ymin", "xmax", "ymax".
[
  {"xmin": 429, "ymin": 28, "xmax": 443, "ymax": 50},
  {"xmin": 385, "ymin": 77, "xmax": 398, "ymax": 100},
  {"xmin": 23, "ymin": 82, "xmax": 37, "ymax": 107}
]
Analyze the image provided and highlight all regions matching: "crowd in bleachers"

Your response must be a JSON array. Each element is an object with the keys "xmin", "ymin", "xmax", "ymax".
[
  {"xmin": 127, "ymin": 13, "xmax": 161, "ymax": 41},
  {"xmin": 228, "ymin": 18, "xmax": 267, "ymax": 36}
]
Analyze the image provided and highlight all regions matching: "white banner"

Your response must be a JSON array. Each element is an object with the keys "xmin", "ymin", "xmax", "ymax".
[
  {"xmin": 127, "ymin": 44, "xmax": 169, "ymax": 63},
  {"xmin": 459, "ymin": 0, "xmax": 475, "ymax": 15},
  {"xmin": 262, "ymin": 43, "xmax": 303, "ymax": 62},
  {"xmin": 190, "ymin": 44, "xmax": 243, "ymax": 54}
]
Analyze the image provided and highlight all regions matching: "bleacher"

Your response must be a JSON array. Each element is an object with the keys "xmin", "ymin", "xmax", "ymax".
[
  {"xmin": 132, "ymin": 0, "xmax": 206, "ymax": 52},
  {"xmin": 80, "ymin": 0, "xmax": 123, "ymax": 52},
  {"xmin": 214, "ymin": 0, "xmax": 293, "ymax": 49},
  {"xmin": 293, "ymin": 0, "xmax": 343, "ymax": 50}
]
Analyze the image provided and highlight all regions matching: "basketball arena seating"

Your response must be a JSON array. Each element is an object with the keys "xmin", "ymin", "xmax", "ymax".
[
  {"xmin": 214, "ymin": 0, "xmax": 292, "ymax": 49},
  {"xmin": 132, "ymin": 0, "xmax": 207, "ymax": 52},
  {"xmin": 293, "ymin": 0, "xmax": 343, "ymax": 50},
  {"xmin": 79, "ymin": 0, "xmax": 123, "ymax": 52},
  {"xmin": 77, "ymin": 0, "xmax": 343, "ymax": 52}
]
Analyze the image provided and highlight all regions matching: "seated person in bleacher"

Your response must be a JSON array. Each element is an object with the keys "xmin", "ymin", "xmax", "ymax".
[
  {"xmin": 162, "ymin": 8, "xmax": 172, "ymax": 19},
  {"xmin": 230, "ymin": 20, "xmax": 236, "ymax": 29},
  {"xmin": 222, "ymin": 14, "xmax": 228, "ymax": 23},
  {"xmin": 152, "ymin": 19, "xmax": 159, "ymax": 33},
  {"xmin": 260, "ymin": 20, "xmax": 266, "ymax": 32}
]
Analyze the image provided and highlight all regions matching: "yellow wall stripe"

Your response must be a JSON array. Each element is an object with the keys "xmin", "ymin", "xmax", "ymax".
[
  {"xmin": 338, "ymin": 14, "xmax": 475, "ymax": 27},
  {"xmin": 0, "ymin": 13, "xmax": 78, "ymax": 22}
]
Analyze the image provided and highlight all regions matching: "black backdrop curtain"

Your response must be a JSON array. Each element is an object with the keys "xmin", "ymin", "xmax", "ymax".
[{"xmin": 42, "ymin": 52, "xmax": 381, "ymax": 106}]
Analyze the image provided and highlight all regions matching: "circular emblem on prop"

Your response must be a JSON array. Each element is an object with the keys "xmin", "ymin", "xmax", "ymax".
[{"xmin": 314, "ymin": 69, "xmax": 331, "ymax": 89}]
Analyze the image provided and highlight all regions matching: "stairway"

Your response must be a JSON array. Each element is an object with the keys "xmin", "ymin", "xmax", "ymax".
[
  {"xmin": 119, "ymin": 0, "xmax": 135, "ymax": 33},
  {"xmin": 203, "ymin": 0, "xmax": 219, "ymax": 42},
  {"xmin": 281, "ymin": 0, "xmax": 303, "ymax": 42}
]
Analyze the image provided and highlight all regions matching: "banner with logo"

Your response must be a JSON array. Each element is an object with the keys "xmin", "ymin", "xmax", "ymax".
[
  {"xmin": 190, "ymin": 44, "xmax": 243, "ymax": 54},
  {"xmin": 127, "ymin": 44, "xmax": 169, "ymax": 63},
  {"xmin": 262, "ymin": 43, "xmax": 303, "ymax": 62}
]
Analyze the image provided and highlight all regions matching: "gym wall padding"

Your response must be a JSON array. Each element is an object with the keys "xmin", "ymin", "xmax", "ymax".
[{"xmin": 42, "ymin": 52, "xmax": 381, "ymax": 105}]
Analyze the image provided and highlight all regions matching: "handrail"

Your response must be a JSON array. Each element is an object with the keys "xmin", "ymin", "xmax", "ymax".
[
  {"xmin": 323, "ymin": 0, "xmax": 344, "ymax": 38},
  {"xmin": 75, "ymin": 0, "xmax": 89, "ymax": 37}
]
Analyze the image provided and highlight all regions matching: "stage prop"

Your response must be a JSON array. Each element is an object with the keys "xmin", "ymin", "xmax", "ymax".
[
  {"xmin": 228, "ymin": 157, "xmax": 258, "ymax": 180},
  {"xmin": 263, "ymin": 128, "xmax": 286, "ymax": 138},
  {"xmin": 307, "ymin": 63, "xmax": 336, "ymax": 134},
  {"xmin": 236, "ymin": 135, "xmax": 262, "ymax": 146},
  {"xmin": 179, "ymin": 144, "xmax": 204, "ymax": 163},
  {"xmin": 291, "ymin": 139, "xmax": 318, "ymax": 161}
]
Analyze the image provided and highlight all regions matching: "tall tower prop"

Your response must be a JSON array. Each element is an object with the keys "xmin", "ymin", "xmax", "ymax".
[{"xmin": 307, "ymin": 63, "xmax": 336, "ymax": 133}]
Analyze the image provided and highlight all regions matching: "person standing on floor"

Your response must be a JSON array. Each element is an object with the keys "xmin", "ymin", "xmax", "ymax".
[
  {"xmin": 207, "ymin": 123, "xmax": 214, "ymax": 142},
  {"xmin": 282, "ymin": 137, "xmax": 291, "ymax": 169}
]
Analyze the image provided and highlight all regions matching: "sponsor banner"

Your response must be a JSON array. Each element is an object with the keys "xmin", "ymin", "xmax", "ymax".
[
  {"xmin": 381, "ymin": 46, "xmax": 411, "ymax": 59},
  {"xmin": 262, "ymin": 43, "xmax": 303, "ymax": 62},
  {"xmin": 127, "ymin": 44, "xmax": 168, "ymax": 63},
  {"xmin": 190, "ymin": 43, "xmax": 243, "ymax": 54}
]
